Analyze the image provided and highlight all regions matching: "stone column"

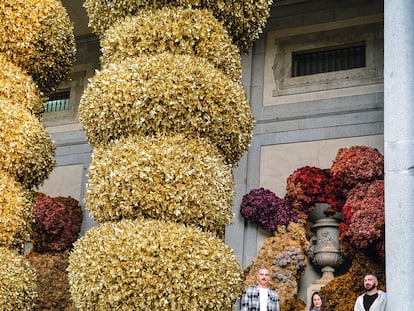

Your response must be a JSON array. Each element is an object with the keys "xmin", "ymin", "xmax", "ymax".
[{"xmin": 384, "ymin": 1, "xmax": 414, "ymax": 309}]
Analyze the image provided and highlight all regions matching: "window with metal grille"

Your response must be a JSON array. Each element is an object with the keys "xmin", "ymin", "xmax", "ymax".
[
  {"xmin": 45, "ymin": 90, "xmax": 70, "ymax": 112},
  {"xmin": 292, "ymin": 43, "xmax": 366, "ymax": 77}
]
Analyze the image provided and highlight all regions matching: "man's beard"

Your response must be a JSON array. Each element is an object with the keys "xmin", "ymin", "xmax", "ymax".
[{"xmin": 365, "ymin": 283, "xmax": 377, "ymax": 291}]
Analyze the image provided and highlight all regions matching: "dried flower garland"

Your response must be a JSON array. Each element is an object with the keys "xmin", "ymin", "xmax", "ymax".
[
  {"xmin": 79, "ymin": 52, "xmax": 254, "ymax": 165},
  {"xmin": 0, "ymin": 99, "xmax": 56, "ymax": 188},
  {"xmin": 68, "ymin": 219, "xmax": 242, "ymax": 311},
  {"xmin": 240, "ymin": 188, "xmax": 298, "ymax": 232},
  {"xmin": 339, "ymin": 180, "xmax": 384, "ymax": 257},
  {"xmin": 286, "ymin": 166, "xmax": 345, "ymax": 219},
  {"xmin": 0, "ymin": 55, "xmax": 45, "ymax": 115},
  {"xmin": 331, "ymin": 145, "xmax": 384, "ymax": 187},
  {"xmin": 0, "ymin": 247, "xmax": 38, "ymax": 310},
  {"xmin": 86, "ymin": 134, "xmax": 234, "ymax": 232},
  {"xmin": 0, "ymin": 0, "xmax": 76, "ymax": 94},
  {"xmin": 84, "ymin": 0, "xmax": 272, "ymax": 52},
  {"xmin": 101, "ymin": 7, "xmax": 242, "ymax": 81},
  {"xmin": 0, "ymin": 172, "xmax": 33, "ymax": 250}
]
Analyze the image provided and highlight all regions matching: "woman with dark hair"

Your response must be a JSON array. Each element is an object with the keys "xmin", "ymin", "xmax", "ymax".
[{"xmin": 309, "ymin": 291, "xmax": 328, "ymax": 311}]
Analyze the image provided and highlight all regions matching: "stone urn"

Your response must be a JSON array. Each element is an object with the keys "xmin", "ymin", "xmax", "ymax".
[{"xmin": 309, "ymin": 203, "xmax": 343, "ymax": 283}]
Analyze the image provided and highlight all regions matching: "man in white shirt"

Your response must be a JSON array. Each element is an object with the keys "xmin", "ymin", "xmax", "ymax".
[
  {"xmin": 354, "ymin": 273, "xmax": 386, "ymax": 311},
  {"xmin": 240, "ymin": 267, "xmax": 280, "ymax": 311}
]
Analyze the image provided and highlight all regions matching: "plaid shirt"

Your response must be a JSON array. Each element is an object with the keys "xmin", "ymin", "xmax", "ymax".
[{"xmin": 240, "ymin": 285, "xmax": 280, "ymax": 311}]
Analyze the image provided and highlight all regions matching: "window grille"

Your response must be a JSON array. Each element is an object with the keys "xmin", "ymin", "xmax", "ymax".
[
  {"xmin": 45, "ymin": 90, "xmax": 70, "ymax": 112},
  {"xmin": 292, "ymin": 43, "xmax": 366, "ymax": 77}
]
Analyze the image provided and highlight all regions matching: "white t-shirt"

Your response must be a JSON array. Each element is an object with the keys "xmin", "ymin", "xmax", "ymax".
[{"xmin": 259, "ymin": 287, "xmax": 269, "ymax": 311}]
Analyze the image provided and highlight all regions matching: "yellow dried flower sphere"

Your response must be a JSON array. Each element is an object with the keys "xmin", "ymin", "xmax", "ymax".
[
  {"xmin": 68, "ymin": 219, "xmax": 242, "ymax": 310},
  {"xmin": 100, "ymin": 7, "xmax": 241, "ymax": 81},
  {"xmin": 0, "ymin": 0, "xmax": 76, "ymax": 94},
  {"xmin": 0, "ymin": 55, "xmax": 45, "ymax": 115},
  {"xmin": 84, "ymin": 0, "xmax": 272, "ymax": 52},
  {"xmin": 79, "ymin": 53, "xmax": 254, "ymax": 165},
  {"xmin": 86, "ymin": 134, "xmax": 234, "ymax": 232},
  {"xmin": 0, "ymin": 247, "xmax": 38, "ymax": 310},
  {"xmin": 0, "ymin": 99, "xmax": 56, "ymax": 188},
  {"xmin": 0, "ymin": 172, "xmax": 33, "ymax": 250}
]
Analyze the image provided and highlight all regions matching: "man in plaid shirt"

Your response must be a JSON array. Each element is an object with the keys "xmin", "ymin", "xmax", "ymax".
[{"xmin": 240, "ymin": 267, "xmax": 280, "ymax": 311}]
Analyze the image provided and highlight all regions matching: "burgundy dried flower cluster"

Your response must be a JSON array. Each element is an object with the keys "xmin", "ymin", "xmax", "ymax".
[
  {"xmin": 331, "ymin": 145, "xmax": 384, "ymax": 187},
  {"xmin": 32, "ymin": 194, "xmax": 82, "ymax": 252},
  {"xmin": 285, "ymin": 166, "xmax": 345, "ymax": 219},
  {"xmin": 240, "ymin": 188, "xmax": 298, "ymax": 232},
  {"xmin": 339, "ymin": 180, "xmax": 384, "ymax": 257}
]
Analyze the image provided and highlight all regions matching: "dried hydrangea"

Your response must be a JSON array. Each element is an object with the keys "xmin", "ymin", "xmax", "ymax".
[
  {"xmin": 101, "ymin": 7, "xmax": 242, "ymax": 81},
  {"xmin": 339, "ymin": 180, "xmax": 384, "ymax": 256},
  {"xmin": 0, "ymin": 172, "xmax": 33, "ymax": 250},
  {"xmin": 86, "ymin": 134, "xmax": 234, "ymax": 232},
  {"xmin": 240, "ymin": 188, "xmax": 298, "ymax": 232},
  {"xmin": 0, "ymin": 247, "xmax": 38, "ymax": 310},
  {"xmin": 68, "ymin": 219, "xmax": 242, "ymax": 310},
  {"xmin": 0, "ymin": 0, "xmax": 76, "ymax": 94},
  {"xmin": 32, "ymin": 195, "xmax": 82, "ymax": 252},
  {"xmin": 272, "ymin": 247, "xmax": 306, "ymax": 288},
  {"xmin": 286, "ymin": 166, "xmax": 346, "ymax": 219},
  {"xmin": 84, "ymin": 0, "xmax": 272, "ymax": 52},
  {"xmin": 331, "ymin": 146, "xmax": 384, "ymax": 187},
  {"xmin": 0, "ymin": 54, "xmax": 45, "ymax": 115},
  {"xmin": 243, "ymin": 222, "xmax": 309, "ymax": 309},
  {"xmin": 79, "ymin": 53, "xmax": 254, "ymax": 165},
  {"xmin": 26, "ymin": 250, "xmax": 74, "ymax": 311},
  {"xmin": 0, "ymin": 99, "xmax": 56, "ymax": 188}
]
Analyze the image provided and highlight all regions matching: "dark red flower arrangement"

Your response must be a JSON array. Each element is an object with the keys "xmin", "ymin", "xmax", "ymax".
[
  {"xmin": 339, "ymin": 180, "xmax": 384, "ymax": 257},
  {"xmin": 240, "ymin": 188, "xmax": 298, "ymax": 232},
  {"xmin": 285, "ymin": 166, "xmax": 345, "ymax": 219},
  {"xmin": 331, "ymin": 145, "xmax": 384, "ymax": 187},
  {"xmin": 32, "ymin": 194, "xmax": 82, "ymax": 252},
  {"xmin": 240, "ymin": 145, "xmax": 385, "ymax": 260}
]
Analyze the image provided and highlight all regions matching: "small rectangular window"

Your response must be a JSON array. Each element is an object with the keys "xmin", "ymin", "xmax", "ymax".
[
  {"xmin": 292, "ymin": 42, "xmax": 366, "ymax": 77},
  {"xmin": 45, "ymin": 90, "xmax": 70, "ymax": 112}
]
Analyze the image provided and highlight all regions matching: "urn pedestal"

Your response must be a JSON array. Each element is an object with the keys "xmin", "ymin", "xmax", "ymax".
[
  {"xmin": 306, "ymin": 203, "xmax": 344, "ymax": 309},
  {"xmin": 309, "ymin": 203, "xmax": 343, "ymax": 283}
]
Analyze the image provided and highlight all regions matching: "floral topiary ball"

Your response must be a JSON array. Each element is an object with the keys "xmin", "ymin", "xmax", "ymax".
[
  {"xmin": 0, "ymin": 55, "xmax": 45, "ymax": 115},
  {"xmin": 79, "ymin": 52, "xmax": 254, "ymax": 165},
  {"xmin": 84, "ymin": 0, "xmax": 272, "ymax": 52},
  {"xmin": 68, "ymin": 218, "xmax": 242, "ymax": 310},
  {"xmin": 0, "ymin": 0, "xmax": 76, "ymax": 94},
  {"xmin": 0, "ymin": 172, "xmax": 33, "ymax": 250},
  {"xmin": 0, "ymin": 99, "xmax": 56, "ymax": 188},
  {"xmin": 0, "ymin": 247, "xmax": 37, "ymax": 310},
  {"xmin": 100, "ymin": 7, "xmax": 241, "ymax": 81},
  {"xmin": 86, "ymin": 134, "xmax": 234, "ymax": 232}
]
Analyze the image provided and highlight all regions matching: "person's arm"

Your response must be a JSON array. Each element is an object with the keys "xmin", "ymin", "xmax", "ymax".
[
  {"xmin": 240, "ymin": 288, "xmax": 249, "ymax": 311},
  {"xmin": 276, "ymin": 294, "xmax": 280, "ymax": 311},
  {"xmin": 354, "ymin": 295, "xmax": 362, "ymax": 311},
  {"xmin": 375, "ymin": 291, "xmax": 386, "ymax": 311}
]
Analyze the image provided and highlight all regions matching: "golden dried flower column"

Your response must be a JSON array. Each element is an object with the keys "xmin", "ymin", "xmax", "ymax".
[
  {"xmin": 0, "ymin": 0, "xmax": 75, "ymax": 309},
  {"xmin": 72, "ymin": 1, "xmax": 271, "ymax": 310}
]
